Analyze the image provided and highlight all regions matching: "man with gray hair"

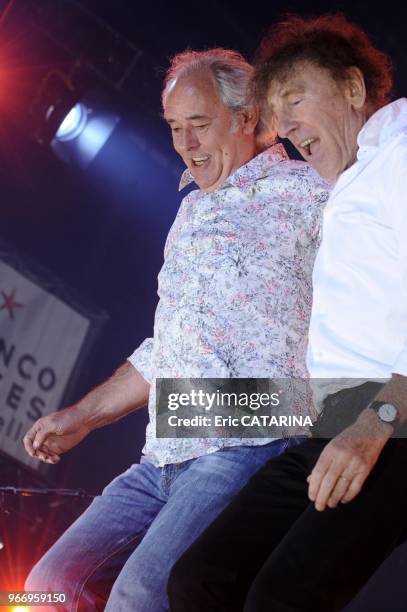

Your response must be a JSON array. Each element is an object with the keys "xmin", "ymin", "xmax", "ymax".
[{"xmin": 23, "ymin": 48, "xmax": 328, "ymax": 611}]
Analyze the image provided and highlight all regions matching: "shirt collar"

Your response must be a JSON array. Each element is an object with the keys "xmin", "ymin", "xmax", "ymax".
[
  {"xmin": 178, "ymin": 143, "xmax": 288, "ymax": 192},
  {"xmin": 178, "ymin": 168, "xmax": 195, "ymax": 191},
  {"xmin": 357, "ymin": 98, "xmax": 407, "ymax": 161}
]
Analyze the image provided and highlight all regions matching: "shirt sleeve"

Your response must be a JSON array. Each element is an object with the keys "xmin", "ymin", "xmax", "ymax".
[
  {"xmin": 127, "ymin": 337, "xmax": 154, "ymax": 383},
  {"xmin": 382, "ymin": 136, "xmax": 407, "ymax": 375},
  {"xmin": 305, "ymin": 168, "xmax": 331, "ymax": 243},
  {"xmin": 286, "ymin": 161, "xmax": 331, "ymax": 245}
]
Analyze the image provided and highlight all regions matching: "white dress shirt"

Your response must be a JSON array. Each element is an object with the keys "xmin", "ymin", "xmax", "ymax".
[{"xmin": 307, "ymin": 99, "xmax": 407, "ymax": 405}]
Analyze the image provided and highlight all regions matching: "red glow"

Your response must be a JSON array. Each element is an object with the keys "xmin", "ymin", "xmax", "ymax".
[{"xmin": 0, "ymin": 0, "xmax": 17, "ymax": 26}]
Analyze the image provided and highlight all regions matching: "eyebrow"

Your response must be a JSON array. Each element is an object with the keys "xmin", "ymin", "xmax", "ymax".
[
  {"xmin": 281, "ymin": 86, "xmax": 304, "ymax": 98},
  {"xmin": 268, "ymin": 86, "xmax": 304, "ymax": 110},
  {"xmin": 166, "ymin": 114, "xmax": 210, "ymax": 124}
]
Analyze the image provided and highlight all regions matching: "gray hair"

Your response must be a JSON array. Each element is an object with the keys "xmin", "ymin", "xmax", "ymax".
[{"xmin": 162, "ymin": 48, "xmax": 274, "ymax": 144}]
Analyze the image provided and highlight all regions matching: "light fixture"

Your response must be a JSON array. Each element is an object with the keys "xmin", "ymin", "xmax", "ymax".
[
  {"xmin": 30, "ymin": 71, "xmax": 120, "ymax": 168},
  {"xmin": 31, "ymin": 72, "xmax": 82, "ymax": 146},
  {"xmin": 51, "ymin": 99, "xmax": 120, "ymax": 168},
  {"xmin": 55, "ymin": 102, "xmax": 88, "ymax": 142}
]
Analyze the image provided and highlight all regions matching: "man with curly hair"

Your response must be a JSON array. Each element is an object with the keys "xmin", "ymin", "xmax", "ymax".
[{"xmin": 169, "ymin": 14, "xmax": 407, "ymax": 612}]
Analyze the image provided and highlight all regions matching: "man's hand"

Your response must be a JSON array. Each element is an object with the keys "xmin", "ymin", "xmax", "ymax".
[
  {"xmin": 22, "ymin": 361, "xmax": 150, "ymax": 465},
  {"xmin": 307, "ymin": 408, "xmax": 393, "ymax": 511},
  {"xmin": 23, "ymin": 407, "xmax": 91, "ymax": 464}
]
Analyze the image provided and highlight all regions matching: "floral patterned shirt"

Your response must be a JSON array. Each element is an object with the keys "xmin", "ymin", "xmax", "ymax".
[{"xmin": 129, "ymin": 144, "xmax": 330, "ymax": 466}]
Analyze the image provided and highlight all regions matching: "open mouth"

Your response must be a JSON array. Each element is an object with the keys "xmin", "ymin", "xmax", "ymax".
[
  {"xmin": 299, "ymin": 137, "xmax": 318, "ymax": 157},
  {"xmin": 192, "ymin": 155, "xmax": 210, "ymax": 167}
]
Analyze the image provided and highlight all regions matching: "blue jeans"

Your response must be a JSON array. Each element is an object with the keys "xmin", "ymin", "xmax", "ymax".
[{"xmin": 25, "ymin": 440, "xmax": 298, "ymax": 611}]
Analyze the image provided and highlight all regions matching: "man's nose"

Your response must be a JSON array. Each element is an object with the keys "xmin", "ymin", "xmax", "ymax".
[
  {"xmin": 178, "ymin": 127, "xmax": 199, "ymax": 151},
  {"xmin": 275, "ymin": 112, "xmax": 297, "ymax": 140}
]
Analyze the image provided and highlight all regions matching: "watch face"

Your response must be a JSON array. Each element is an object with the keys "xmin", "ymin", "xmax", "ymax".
[{"xmin": 378, "ymin": 403, "xmax": 398, "ymax": 423}]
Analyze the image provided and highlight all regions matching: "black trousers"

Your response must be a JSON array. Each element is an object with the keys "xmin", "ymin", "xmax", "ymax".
[{"xmin": 168, "ymin": 383, "xmax": 407, "ymax": 612}]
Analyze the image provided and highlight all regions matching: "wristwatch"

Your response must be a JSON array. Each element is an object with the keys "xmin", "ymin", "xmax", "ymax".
[{"xmin": 368, "ymin": 401, "xmax": 400, "ymax": 430}]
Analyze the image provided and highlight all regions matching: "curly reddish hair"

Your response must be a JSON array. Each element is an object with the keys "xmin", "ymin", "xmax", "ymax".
[{"xmin": 252, "ymin": 13, "xmax": 393, "ymax": 111}]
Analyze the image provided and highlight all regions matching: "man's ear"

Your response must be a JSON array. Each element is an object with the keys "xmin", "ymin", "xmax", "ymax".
[
  {"xmin": 345, "ymin": 66, "xmax": 367, "ymax": 110},
  {"xmin": 240, "ymin": 105, "xmax": 260, "ymax": 135}
]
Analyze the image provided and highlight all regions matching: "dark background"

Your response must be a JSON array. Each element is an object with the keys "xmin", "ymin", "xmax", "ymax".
[{"xmin": 0, "ymin": 0, "xmax": 406, "ymax": 602}]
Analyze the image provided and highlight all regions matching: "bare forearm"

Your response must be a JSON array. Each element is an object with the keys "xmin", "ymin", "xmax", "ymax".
[
  {"xmin": 308, "ymin": 374, "xmax": 407, "ymax": 511},
  {"xmin": 76, "ymin": 361, "xmax": 150, "ymax": 431}
]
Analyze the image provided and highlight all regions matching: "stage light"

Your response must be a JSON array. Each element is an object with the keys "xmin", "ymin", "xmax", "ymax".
[
  {"xmin": 55, "ymin": 102, "xmax": 88, "ymax": 142},
  {"xmin": 31, "ymin": 72, "xmax": 81, "ymax": 146},
  {"xmin": 51, "ymin": 102, "xmax": 120, "ymax": 169},
  {"xmin": 31, "ymin": 71, "xmax": 121, "ymax": 168},
  {"xmin": 0, "ymin": 540, "xmax": 4, "ymax": 550},
  {"xmin": 30, "ymin": 70, "xmax": 121, "ymax": 168}
]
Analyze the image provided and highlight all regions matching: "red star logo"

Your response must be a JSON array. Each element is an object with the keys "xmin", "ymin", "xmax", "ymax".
[{"xmin": 0, "ymin": 289, "xmax": 24, "ymax": 320}]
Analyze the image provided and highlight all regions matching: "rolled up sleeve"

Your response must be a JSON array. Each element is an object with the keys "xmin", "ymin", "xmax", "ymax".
[{"xmin": 128, "ymin": 337, "xmax": 154, "ymax": 383}]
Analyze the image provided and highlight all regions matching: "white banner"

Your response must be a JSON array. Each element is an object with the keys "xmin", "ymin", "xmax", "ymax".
[{"xmin": 0, "ymin": 258, "xmax": 92, "ymax": 471}]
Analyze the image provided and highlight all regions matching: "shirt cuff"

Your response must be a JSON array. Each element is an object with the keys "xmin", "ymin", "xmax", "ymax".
[{"xmin": 128, "ymin": 337, "xmax": 154, "ymax": 384}]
